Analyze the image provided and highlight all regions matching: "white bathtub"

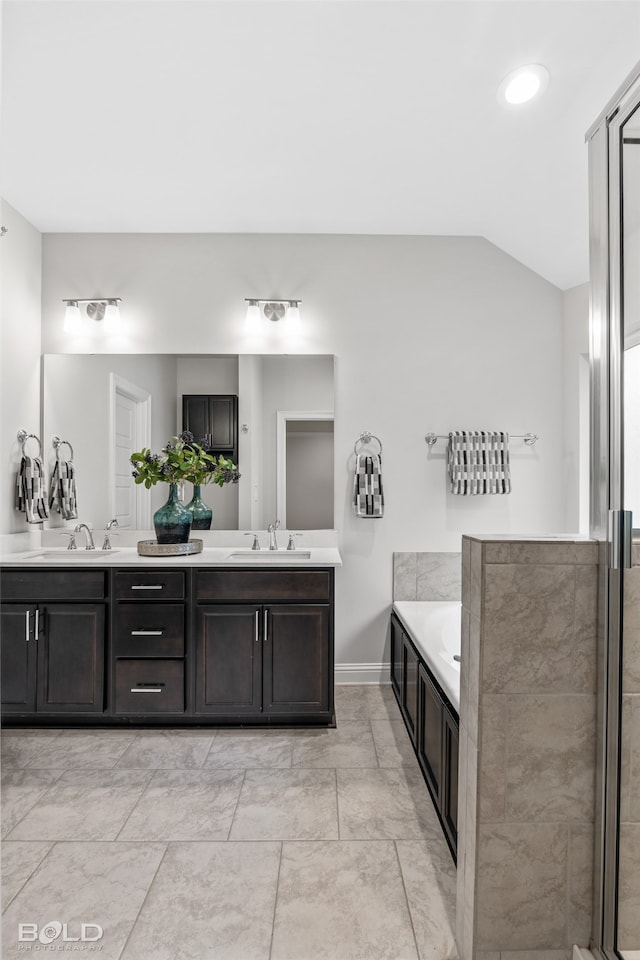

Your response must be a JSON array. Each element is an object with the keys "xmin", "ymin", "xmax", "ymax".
[{"xmin": 392, "ymin": 601, "xmax": 462, "ymax": 712}]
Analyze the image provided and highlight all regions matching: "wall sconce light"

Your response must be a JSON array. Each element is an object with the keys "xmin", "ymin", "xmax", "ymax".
[
  {"xmin": 244, "ymin": 299, "xmax": 302, "ymax": 328},
  {"xmin": 63, "ymin": 298, "xmax": 122, "ymax": 333}
]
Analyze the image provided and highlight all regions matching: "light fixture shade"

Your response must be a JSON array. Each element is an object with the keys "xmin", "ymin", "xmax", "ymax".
[
  {"xmin": 104, "ymin": 299, "xmax": 120, "ymax": 332},
  {"xmin": 63, "ymin": 301, "xmax": 82, "ymax": 333},
  {"xmin": 498, "ymin": 64, "xmax": 549, "ymax": 106},
  {"xmin": 245, "ymin": 300, "xmax": 261, "ymax": 331},
  {"xmin": 287, "ymin": 302, "xmax": 301, "ymax": 327}
]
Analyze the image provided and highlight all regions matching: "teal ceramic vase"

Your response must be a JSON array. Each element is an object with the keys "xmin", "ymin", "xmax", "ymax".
[
  {"xmin": 185, "ymin": 484, "xmax": 213, "ymax": 530},
  {"xmin": 153, "ymin": 484, "xmax": 192, "ymax": 543}
]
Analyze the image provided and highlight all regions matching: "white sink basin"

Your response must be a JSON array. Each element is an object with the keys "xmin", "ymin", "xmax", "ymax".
[
  {"xmin": 29, "ymin": 550, "xmax": 119, "ymax": 561},
  {"xmin": 226, "ymin": 550, "xmax": 312, "ymax": 562}
]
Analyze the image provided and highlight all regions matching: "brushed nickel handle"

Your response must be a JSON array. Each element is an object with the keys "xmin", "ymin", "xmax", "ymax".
[
  {"xmin": 130, "ymin": 585, "xmax": 163, "ymax": 591},
  {"xmin": 25, "ymin": 609, "xmax": 30, "ymax": 642},
  {"xmin": 131, "ymin": 630, "xmax": 164, "ymax": 636},
  {"xmin": 34, "ymin": 608, "xmax": 39, "ymax": 639},
  {"xmin": 130, "ymin": 687, "xmax": 163, "ymax": 694},
  {"xmin": 263, "ymin": 609, "xmax": 268, "ymax": 641},
  {"xmin": 255, "ymin": 610, "xmax": 259, "ymax": 642}
]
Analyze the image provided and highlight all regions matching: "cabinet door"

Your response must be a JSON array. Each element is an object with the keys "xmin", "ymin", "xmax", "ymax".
[
  {"xmin": 182, "ymin": 395, "xmax": 237, "ymax": 456},
  {"xmin": 1, "ymin": 604, "xmax": 37, "ymax": 713},
  {"xmin": 194, "ymin": 605, "xmax": 261, "ymax": 714},
  {"xmin": 442, "ymin": 704, "xmax": 459, "ymax": 857},
  {"xmin": 417, "ymin": 663, "xmax": 443, "ymax": 808},
  {"xmin": 263, "ymin": 604, "xmax": 330, "ymax": 714},
  {"xmin": 37, "ymin": 604, "xmax": 105, "ymax": 713},
  {"xmin": 402, "ymin": 635, "xmax": 419, "ymax": 745},
  {"xmin": 390, "ymin": 615, "xmax": 404, "ymax": 703}
]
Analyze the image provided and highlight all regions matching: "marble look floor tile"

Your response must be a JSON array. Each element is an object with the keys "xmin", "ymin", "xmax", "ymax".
[
  {"xmin": 121, "ymin": 841, "xmax": 280, "ymax": 960},
  {"xmin": 292, "ymin": 721, "xmax": 379, "ymax": 767},
  {"xmin": 2, "ymin": 841, "xmax": 166, "ymax": 960},
  {"xmin": 396, "ymin": 839, "xmax": 458, "ymax": 960},
  {"xmin": 24, "ymin": 733, "xmax": 135, "ymax": 769},
  {"xmin": 371, "ymin": 719, "xmax": 420, "ymax": 768},
  {"xmin": 1, "ymin": 769, "xmax": 64, "ymax": 838},
  {"xmin": 271, "ymin": 840, "xmax": 419, "ymax": 960},
  {"xmin": 204, "ymin": 731, "xmax": 295, "ymax": 768},
  {"xmin": 334, "ymin": 685, "xmax": 400, "ymax": 721},
  {"xmin": 117, "ymin": 769, "xmax": 244, "ymax": 841},
  {"xmin": 6, "ymin": 770, "xmax": 153, "ymax": 841},
  {"xmin": 337, "ymin": 768, "xmax": 442, "ymax": 841},
  {"xmin": 1, "ymin": 732, "xmax": 62, "ymax": 768},
  {"xmin": 229, "ymin": 768, "xmax": 338, "ymax": 840},
  {"xmin": 115, "ymin": 732, "xmax": 214, "ymax": 768},
  {"xmin": 1, "ymin": 840, "xmax": 53, "ymax": 908}
]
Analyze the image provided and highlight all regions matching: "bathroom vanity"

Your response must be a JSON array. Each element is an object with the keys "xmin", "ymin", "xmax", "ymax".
[{"xmin": 0, "ymin": 549, "xmax": 339, "ymax": 727}]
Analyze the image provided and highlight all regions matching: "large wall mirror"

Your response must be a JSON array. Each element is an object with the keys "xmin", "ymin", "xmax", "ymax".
[{"xmin": 42, "ymin": 354, "xmax": 335, "ymax": 531}]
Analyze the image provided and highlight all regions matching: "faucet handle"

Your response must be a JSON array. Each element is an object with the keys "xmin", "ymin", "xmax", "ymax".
[
  {"xmin": 244, "ymin": 533, "xmax": 261, "ymax": 550},
  {"xmin": 61, "ymin": 532, "xmax": 77, "ymax": 550},
  {"xmin": 287, "ymin": 534, "xmax": 302, "ymax": 551}
]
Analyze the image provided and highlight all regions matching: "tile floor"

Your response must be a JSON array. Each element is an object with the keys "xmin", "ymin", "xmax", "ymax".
[{"xmin": 0, "ymin": 684, "xmax": 457, "ymax": 960}]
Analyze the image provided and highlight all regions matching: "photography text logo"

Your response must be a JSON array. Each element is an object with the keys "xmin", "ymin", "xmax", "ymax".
[{"xmin": 18, "ymin": 921, "xmax": 103, "ymax": 951}]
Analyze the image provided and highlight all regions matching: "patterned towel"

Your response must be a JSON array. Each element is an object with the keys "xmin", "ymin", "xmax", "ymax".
[
  {"xmin": 16, "ymin": 455, "xmax": 50, "ymax": 522},
  {"xmin": 447, "ymin": 431, "xmax": 511, "ymax": 495},
  {"xmin": 353, "ymin": 453, "xmax": 384, "ymax": 517},
  {"xmin": 49, "ymin": 459, "xmax": 78, "ymax": 520}
]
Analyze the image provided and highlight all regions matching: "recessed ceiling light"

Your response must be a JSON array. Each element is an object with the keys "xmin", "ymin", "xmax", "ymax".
[{"xmin": 498, "ymin": 64, "xmax": 549, "ymax": 106}]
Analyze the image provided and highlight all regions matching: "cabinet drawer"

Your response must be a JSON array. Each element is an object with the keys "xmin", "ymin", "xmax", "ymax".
[
  {"xmin": 114, "ymin": 604, "xmax": 185, "ymax": 657},
  {"xmin": 114, "ymin": 659, "xmax": 184, "ymax": 714},
  {"xmin": 1, "ymin": 570, "xmax": 107, "ymax": 601},
  {"xmin": 196, "ymin": 570, "xmax": 331, "ymax": 602},
  {"xmin": 114, "ymin": 571, "xmax": 185, "ymax": 600}
]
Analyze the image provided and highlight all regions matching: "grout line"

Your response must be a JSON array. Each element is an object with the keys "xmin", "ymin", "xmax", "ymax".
[
  {"xmin": 393, "ymin": 839, "xmax": 422, "ymax": 960},
  {"xmin": 113, "ymin": 770, "xmax": 157, "ymax": 840},
  {"xmin": 334, "ymin": 767, "xmax": 341, "ymax": 840},
  {"xmin": 117, "ymin": 841, "xmax": 170, "ymax": 960},
  {"xmin": 225, "ymin": 769, "xmax": 248, "ymax": 841},
  {"xmin": 268, "ymin": 840, "xmax": 284, "ymax": 960},
  {"xmin": 1, "ymin": 839, "xmax": 55, "ymax": 913}
]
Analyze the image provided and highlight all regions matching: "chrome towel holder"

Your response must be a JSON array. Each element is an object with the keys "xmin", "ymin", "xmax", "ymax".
[
  {"xmin": 52, "ymin": 436, "xmax": 75, "ymax": 461},
  {"xmin": 354, "ymin": 431, "xmax": 383, "ymax": 457},
  {"xmin": 425, "ymin": 431, "xmax": 539, "ymax": 447},
  {"xmin": 17, "ymin": 429, "xmax": 42, "ymax": 458}
]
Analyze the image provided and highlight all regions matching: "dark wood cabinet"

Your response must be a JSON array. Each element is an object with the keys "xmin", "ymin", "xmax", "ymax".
[
  {"xmin": 1, "ymin": 599, "xmax": 105, "ymax": 715},
  {"xmin": 263, "ymin": 604, "xmax": 330, "ymax": 715},
  {"xmin": 195, "ymin": 604, "xmax": 262, "ymax": 715},
  {"xmin": 182, "ymin": 395, "xmax": 238, "ymax": 463},
  {"xmin": 391, "ymin": 611, "xmax": 459, "ymax": 861}
]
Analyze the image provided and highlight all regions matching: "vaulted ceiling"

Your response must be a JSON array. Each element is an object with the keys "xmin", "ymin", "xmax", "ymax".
[{"xmin": 2, "ymin": 1, "xmax": 639, "ymax": 289}]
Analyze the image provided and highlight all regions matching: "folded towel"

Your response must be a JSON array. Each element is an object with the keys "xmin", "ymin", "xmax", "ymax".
[
  {"xmin": 49, "ymin": 458, "xmax": 78, "ymax": 520},
  {"xmin": 353, "ymin": 453, "xmax": 384, "ymax": 517},
  {"xmin": 447, "ymin": 431, "xmax": 511, "ymax": 495},
  {"xmin": 16, "ymin": 455, "xmax": 50, "ymax": 522}
]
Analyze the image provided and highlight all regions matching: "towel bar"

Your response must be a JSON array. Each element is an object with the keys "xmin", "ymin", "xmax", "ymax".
[{"xmin": 425, "ymin": 432, "xmax": 538, "ymax": 447}]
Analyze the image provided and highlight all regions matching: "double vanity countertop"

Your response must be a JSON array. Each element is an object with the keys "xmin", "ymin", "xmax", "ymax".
[{"xmin": 0, "ymin": 545, "xmax": 343, "ymax": 568}]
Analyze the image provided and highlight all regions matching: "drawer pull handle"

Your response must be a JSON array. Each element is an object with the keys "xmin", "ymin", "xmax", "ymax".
[
  {"xmin": 130, "ymin": 686, "xmax": 164, "ymax": 694},
  {"xmin": 130, "ymin": 585, "xmax": 164, "ymax": 591},
  {"xmin": 130, "ymin": 630, "xmax": 164, "ymax": 636},
  {"xmin": 25, "ymin": 609, "xmax": 30, "ymax": 642}
]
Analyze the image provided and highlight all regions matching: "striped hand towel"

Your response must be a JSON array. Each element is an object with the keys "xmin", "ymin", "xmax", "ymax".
[
  {"xmin": 49, "ymin": 459, "xmax": 78, "ymax": 520},
  {"xmin": 447, "ymin": 431, "xmax": 511, "ymax": 495},
  {"xmin": 353, "ymin": 454, "xmax": 384, "ymax": 517},
  {"xmin": 16, "ymin": 455, "xmax": 50, "ymax": 522}
]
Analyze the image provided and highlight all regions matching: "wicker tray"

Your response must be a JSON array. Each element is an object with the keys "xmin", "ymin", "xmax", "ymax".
[{"xmin": 136, "ymin": 539, "xmax": 203, "ymax": 557}]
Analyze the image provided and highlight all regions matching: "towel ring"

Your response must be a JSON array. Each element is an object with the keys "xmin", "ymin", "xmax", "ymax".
[
  {"xmin": 17, "ymin": 429, "xmax": 42, "ymax": 459},
  {"xmin": 52, "ymin": 436, "xmax": 74, "ymax": 461},
  {"xmin": 354, "ymin": 431, "xmax": 383, "ymax": 457}
]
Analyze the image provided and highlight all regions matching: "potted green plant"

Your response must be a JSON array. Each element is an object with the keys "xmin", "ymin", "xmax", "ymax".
[{"xmin": 131, "ymin": 432, "xmax": 240, "ymax": 542}]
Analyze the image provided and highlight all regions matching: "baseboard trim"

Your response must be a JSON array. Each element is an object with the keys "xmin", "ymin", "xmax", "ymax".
[{"xmin": 335, "ymin": 663, "xmax": 389, "ymax": 685}]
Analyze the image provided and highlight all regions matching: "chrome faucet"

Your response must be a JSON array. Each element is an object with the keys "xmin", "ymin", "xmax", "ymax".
[
  {"xmin": 74, "ymin": 523, "xmax": 95, "ymax": 550},
  {"xmin": 267, "ymin": 520, "xmax": 280, "ymax": 551},
  {"xmin": 102, "ymin": 518, "xmax": 119, "ymax": 550}
]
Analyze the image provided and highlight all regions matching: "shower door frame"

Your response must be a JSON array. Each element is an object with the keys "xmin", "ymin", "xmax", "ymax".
[{"xmin": 588, "ymin": 62, "xmax": 640, "ymax": 959}]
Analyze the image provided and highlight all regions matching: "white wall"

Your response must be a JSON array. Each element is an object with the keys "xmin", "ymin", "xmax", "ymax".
[
  {"xmin": 0, "ymin": 199, "xmax": 41, "ymax": 535},
  {"xmin": 562, "ymin": 282, "xmax": 590, "ymax": 534},
  {"xmin": 39, "ymin": 232, "xmax": 567, "ymax": 667}
]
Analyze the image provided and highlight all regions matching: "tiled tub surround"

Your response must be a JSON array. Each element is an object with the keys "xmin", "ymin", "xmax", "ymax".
[
  {"xmin": 0, "ymin": 686, "xmax": 457, "ymax": 960},
  {"xmin": 617, "ymin": 544, "xmax": 640, "ymax": 948},
  {"xmin": 393, "ymin": 552, "xmax": 462, "ymax": 602},
  {"xmin": 457, "ymin": 536, "xmax": 598, "ymax": 960}
]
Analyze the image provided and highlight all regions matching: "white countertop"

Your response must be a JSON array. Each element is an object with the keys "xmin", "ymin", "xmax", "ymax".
[{"xmin": 0, "ymin": 546, "xmax": 342, "ymax": 568}]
